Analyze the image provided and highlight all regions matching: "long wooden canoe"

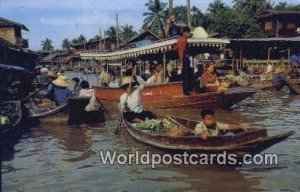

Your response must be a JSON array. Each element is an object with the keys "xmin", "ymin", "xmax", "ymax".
[
  {"xmin": 25, "ymin": 100, "xmax": 69, "ymax": 119},
  {"xmin": 124, "ymin": 115, "xmax": 294, "ymax": 156},
  {"xmin": 94, "ymin": 82, "xmax": 256, "ymax": 109}
]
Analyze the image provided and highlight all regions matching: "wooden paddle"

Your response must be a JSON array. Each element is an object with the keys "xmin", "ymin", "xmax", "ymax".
[
  {"xmin": 115, "ymin": 66, "xmax": 136, "ymax": 135},
  {"xmin": 21, "ymin": 83, "xmax": 50, "ymax": 102}
]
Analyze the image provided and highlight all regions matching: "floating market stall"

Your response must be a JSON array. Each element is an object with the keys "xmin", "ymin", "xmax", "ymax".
[{"xmin": 80, "ymin": 36, "xmax": 256, "ymax": 110}]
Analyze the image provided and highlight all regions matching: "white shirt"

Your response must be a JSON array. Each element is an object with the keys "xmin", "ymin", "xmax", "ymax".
[
  {"xmin": 266, "ymin": 64, "xmax": 273, "ymax": 73},
  {"xmin": 194, "ymin": 121, "xmax": 229, "ymax": 136},
  {"xmin": 79, "ymin": 89, "xmax": 94, "ymax": 97},
  {"xmin": 120, "ymin": 76, "xmax": 145, "ymax": 113}
]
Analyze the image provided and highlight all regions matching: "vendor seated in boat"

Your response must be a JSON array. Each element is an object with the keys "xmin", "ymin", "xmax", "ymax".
[
  {"xmin": 120, "ymin": 69, "xmax": 155, "ymax": 123},
  {"xmin": 195, "ymin": 109, "xmax": 248, "ymax": 140},
  {"xmin": 146, "ymin": 61, "xmax": 164, "ymax": 85},
  {"xmin": 200, "ymin": 62, "xmax": 229, "ymax": 92},
  {"xmin": 52, "ymin": 75, "xmax": 71, "ymax": 106}
]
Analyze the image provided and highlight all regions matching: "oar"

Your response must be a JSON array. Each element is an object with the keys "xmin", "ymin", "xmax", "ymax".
[
  {"xmin": 21, "ymin": 83, "xmax": 50, "ymax": 102},
  {"xmin": 115, "ymin": 66, "xmax": 136, "ymax": 135},
  {"xmin": 115, "ymin": 116, "xmax": 125, "ymax": 135},
  {"xmin": 95, "ymin": 97, "xmax": 109, "ymax": 118}
]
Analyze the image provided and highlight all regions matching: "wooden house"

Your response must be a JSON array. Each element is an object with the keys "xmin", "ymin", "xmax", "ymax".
[
  {"xmin": 0, "ymin": 17, "xmax": 29, "ymax": 48},
  {"xmin": 119, "ymin": 30, "xmax": 161, "ymax": 49},
  {"xmin": 72, "ymin": 37, "xmax": 117, "ymax": 55},
  {"xmin": 255, "ymin": 9, "xmax": 300, "ymax": 38}
]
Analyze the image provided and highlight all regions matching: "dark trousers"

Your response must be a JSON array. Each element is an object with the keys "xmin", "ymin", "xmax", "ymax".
[
  {"xmin": 182, "ymin": 58, "xmax": 193, "ymax": 94},
  {"xmin": 123, "ymin": 110, "xmax": 155, "ymax": 123}
]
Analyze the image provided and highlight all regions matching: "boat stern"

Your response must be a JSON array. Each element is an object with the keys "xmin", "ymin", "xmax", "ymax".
[{"xmin": 221, "ymin": 87, "xmax": 257, "ymax": 109}]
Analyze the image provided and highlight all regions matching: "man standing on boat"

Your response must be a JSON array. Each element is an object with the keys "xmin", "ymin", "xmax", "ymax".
[
  {"xmin": 177, "ymin": 27, "xmax": 193, "ymax": 96},
  {"xmin": 119, "ymin": 68, "xmax": 155, "ymax": 123},
  {"xmin": 165, "ymin": 13, "xmax": 187, "ymax": 38}
]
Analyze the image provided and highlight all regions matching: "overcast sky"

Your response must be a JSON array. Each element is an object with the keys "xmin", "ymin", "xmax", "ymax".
[{"xmin": 0, "ymin": 0, "xmax": 299, "ymax": 50}]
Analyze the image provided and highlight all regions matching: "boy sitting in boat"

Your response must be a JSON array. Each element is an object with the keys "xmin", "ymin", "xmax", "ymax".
[
  {"xmin": 120, "ymin": 68, "xmax": 155, "ymax": 123},
  {"xmin": 195, "ymin": 109, "xmax": 248, "ymax": 139}
]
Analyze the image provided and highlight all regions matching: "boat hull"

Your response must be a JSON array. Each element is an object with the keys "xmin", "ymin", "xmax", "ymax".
[
  {"xmin": 124, "ymin": 116, "xmax": 294, "ymax": 157},
  {"xmin": 94, "ymin": 82, "xmax": 256, "ymax": 109}
]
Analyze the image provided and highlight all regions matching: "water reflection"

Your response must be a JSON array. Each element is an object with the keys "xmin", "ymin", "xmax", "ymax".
[{"xmin": 2, "ymin": 89, "xmax": 300, "ymax": 191}]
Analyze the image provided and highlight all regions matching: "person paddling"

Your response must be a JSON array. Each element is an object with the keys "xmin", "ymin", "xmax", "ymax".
[{"xmin": 119, "ymin": 68, "xmax": 155, "ymax": 123}]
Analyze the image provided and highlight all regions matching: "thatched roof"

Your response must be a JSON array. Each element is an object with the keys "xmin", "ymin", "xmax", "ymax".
[
  {"xmin": 59, "ymin": 56, "xmax": 80, "ymax": 64},
  {"xmin": 39, "ymin": 52, "xmax": 68, "ymax": 63}
]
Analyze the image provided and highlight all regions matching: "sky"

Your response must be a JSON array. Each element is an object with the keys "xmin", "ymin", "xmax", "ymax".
[{"xmin": 0, "ymin": 0, "xmax": 299, "ymax": 50}]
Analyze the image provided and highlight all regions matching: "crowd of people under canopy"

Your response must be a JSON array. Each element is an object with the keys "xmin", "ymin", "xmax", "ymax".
[{"xmin": 98, "ymin": 53, "xmax": 299, "ymax": 92}]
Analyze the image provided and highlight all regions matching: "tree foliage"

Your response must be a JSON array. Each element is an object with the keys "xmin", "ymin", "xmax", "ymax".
[
  {"xmin": 41, "ymin": 38, "xmax": 54, "ymax": 51},
  {"xmin": 61, "ymin": 38, "xmax": 71, "ymax": 50}
]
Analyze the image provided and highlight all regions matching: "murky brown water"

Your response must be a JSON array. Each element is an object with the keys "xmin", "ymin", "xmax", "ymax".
[{"xmin": 2, "ymin": 87, "xmax": 300, "ymax": 192}]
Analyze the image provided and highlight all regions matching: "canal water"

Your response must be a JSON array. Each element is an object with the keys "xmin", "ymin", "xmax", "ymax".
[{"xmin": 1, "ymin": 72, "xmax": 300, "ymax": 191}]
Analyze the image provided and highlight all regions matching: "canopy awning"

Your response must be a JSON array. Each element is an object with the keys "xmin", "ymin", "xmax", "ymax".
[{"xmin": 80, "ymin": 38, "xmax": 229, "ymax": 61}]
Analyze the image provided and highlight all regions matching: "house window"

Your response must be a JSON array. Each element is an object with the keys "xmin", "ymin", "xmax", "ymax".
[
  {"xmin": 287, "ymin": 23, "xmax": 296, "ymax": 29},
  {"xmin": 265, "ymin": 21, "xmax": 273, "ymax": 30}
]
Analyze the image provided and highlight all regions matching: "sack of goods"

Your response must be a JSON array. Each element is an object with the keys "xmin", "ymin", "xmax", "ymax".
[{"xmin": 134, "ymin": 117, "xmax": 190, "ymax": 136}]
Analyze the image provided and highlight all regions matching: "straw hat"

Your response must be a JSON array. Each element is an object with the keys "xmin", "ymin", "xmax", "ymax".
[
  {"xmin": 47, "ymin": 71, "xmax": 57, "ymax": 78},
  {"xmin": 120, "ymin": 76, "xmax": 137, "ymax": 88},
  {"xmin": 40, "ymin": 68, "xmax": 49, "ymax": 74},
  {"xmin": 52, "ymin": 75, "xmax": 70, "ymax": 87},
  {"xmin": 191, "ymin": 27, "xmax": 208, "ymax": 39}
]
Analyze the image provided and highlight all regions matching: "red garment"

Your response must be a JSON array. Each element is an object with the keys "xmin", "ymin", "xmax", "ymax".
[
  {"xmin": 177, "ymin": 36, "xmax": 188, "ymax": 62},
  {"xmin": 201, "ymin": 71, "xmax": 218, "ymax": 92}
]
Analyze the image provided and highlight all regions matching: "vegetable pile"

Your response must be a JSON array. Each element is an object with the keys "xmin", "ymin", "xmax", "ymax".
[{"xmin": 134, "ymin": 117, "xmax": 191, "ymax": 136}]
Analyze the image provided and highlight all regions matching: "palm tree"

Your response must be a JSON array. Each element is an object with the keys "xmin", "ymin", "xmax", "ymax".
[
  {"xmin": 142, "ymin": 0, "xmax": 167, "ymax": 37},
  {"xmin": 41, "ymin": 38, "xmax": 54, "ymax": 51},
  {"xmin": 232, "ymin": 0, "xmax": 273, "ymax": 16},
  {"xmin": 105, "ymin": 26, "xmax": 117, "ymax": 40},
  {"xmin": 61, "ymin": 38, "xmax": 71, "ymax": 50},
  {"xmin": 191, "ymin": 6, "xmax": 207, "ymax": 28},
  {"xmin": 120, "ymin": 24, "xmax": 137, "ymax": 43},
  {"xmin": 207, "ymin": 0, "xmax": 227, "ymax": 15},
  {"xmin": 77, "ymin": 34, "xmax": 87, "ymax": 44}
]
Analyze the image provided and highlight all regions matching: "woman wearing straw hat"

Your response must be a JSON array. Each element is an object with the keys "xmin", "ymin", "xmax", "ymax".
[
  {"xmin": 52, "ymin": 75, "xmax": 71, "ymax": 106},
  {"xmin": 119, "ymin": 69, "xmax": 155, "ymax": 123}
]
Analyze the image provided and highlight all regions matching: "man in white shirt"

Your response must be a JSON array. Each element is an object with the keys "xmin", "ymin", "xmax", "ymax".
[
  {"xmin": 120, "ymin": 70, "xmax": 155, "ymax": 123},
  {"xmin": 195, "ymin": 109, "xmax": 248, "ymax": 139}
]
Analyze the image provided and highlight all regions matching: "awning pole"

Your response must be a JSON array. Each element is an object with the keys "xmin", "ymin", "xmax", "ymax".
[{"xmin": 163, "ymin": 53, "xmax": 166, "ymax": 81}]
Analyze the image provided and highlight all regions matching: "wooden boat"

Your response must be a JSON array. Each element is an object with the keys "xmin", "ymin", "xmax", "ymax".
[
  {"xmin": 94, "ymin": 83, "xmax": 256, "ymax": 109},
  {"xmin": 124, "ymin": 115, "xmax": 294, "ymax": 157},
  {"xmin": 0, "ymin": 100, "xmax": 23, "ymax": 138},
  {"xmin": 25, "ymin": 97, "xmax": 106, "ymax": 125},
  {"xmin": 25, "ymin": 99, "xmax": 69, "ymax": 119},
  {"xmin": 285, "ymin": 79, "xmax": 300, "ymax": 95}
]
